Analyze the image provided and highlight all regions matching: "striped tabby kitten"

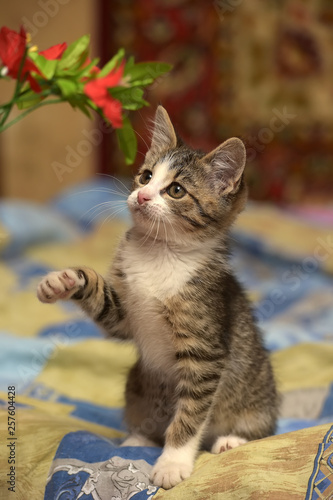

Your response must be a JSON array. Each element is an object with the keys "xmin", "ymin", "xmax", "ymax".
[{"xmin": 37, "ymin": 106, "xmax": 278, "ymax": 489}]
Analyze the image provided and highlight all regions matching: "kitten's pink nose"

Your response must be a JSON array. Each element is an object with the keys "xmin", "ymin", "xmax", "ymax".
[{"xmin": 137, "ymin": 190, "xmax": 151, "ymax": 205}]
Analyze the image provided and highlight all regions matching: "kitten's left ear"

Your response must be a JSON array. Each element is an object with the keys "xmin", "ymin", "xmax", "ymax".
[{"xmin": 202, "ymin": 138, "xmax": 246, "ymax": 195}]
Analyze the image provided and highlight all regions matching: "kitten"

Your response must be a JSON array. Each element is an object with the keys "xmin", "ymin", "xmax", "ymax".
[{"xmin": 37, "ymin": 106, "xmax": 279, "ymax": 490}]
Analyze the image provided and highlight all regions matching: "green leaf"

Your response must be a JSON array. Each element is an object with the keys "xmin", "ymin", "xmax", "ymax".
[
  {"xmin": 68, "ymin": 98, "xmax": 92, "ymax": 118},
  {"xmin": 85, "ymin": 98, "xmax": 99, "ymax": 113},
  {"xmin": 125, "ymin": 61, "xmax": 172, "ymax": 87},
  {"xmin": 75, "ymin": 57, "xmax": 100, "ymax": 79},
  {"xmin": 64, "ymin": 91, "xmax": 94, "ymax": 118},
  {"xmin": 16, "ymin": 90, "xmax": 44, "ymax": 110},
  {"xmin": 56, "ymin": 78, "xmax": 78, "ymax": 98},
  {"xmin": 116, "ymin": 115, "xmax": 137, "ymax": 165},
  {"xmin": 109, "ymin": 86, "xmax": 148, "ymax": 110},
  {"xmin": 55, "ymin": 51, "xmax": 98, "ymax": 82},
  {"xmin": 125, "ymin": 56, "xmax": 135, "ymax": 73},
  {"xmin": 58, "ymin": 35, "xmax": 90, "ymax": 70},
  {"xmin": 98, "ymin": 48, "xmax": 125, "ymax": 78},
  {"xmin": 29, "ymin": 52, "xmax": 58, "ymax": 79}
]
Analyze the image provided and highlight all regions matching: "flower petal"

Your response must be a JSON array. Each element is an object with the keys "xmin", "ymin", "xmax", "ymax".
[
  {"xmin": 84, "ymin": 79, "xmax": 108, "ymax": 105},
  {"xmin": 39, "ymin": 42, "xmax": 67, "ymax": 60},
  {"xmin": 99, "ymin": 62, "xmax": 124, "ymax": 87},
  {"xmin": 0, "ymin": 25, "xmax": 42, "ymax": 89},
  {"xmin": 0, "ymin": 26, "xmax": 26, "ymax": 68},
  {"xmin": 83, "ymin": 62, "xmax": 125, "ymax": 111},
  {"xmin": 27, "ymin": 73, "xmax": 42, "ymax": 93},
  {"xmin": 102, "ymin": 98, "xmax": 123, "ymax": 128}
]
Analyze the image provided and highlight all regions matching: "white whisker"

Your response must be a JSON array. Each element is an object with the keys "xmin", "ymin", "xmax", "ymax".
[
  {"xmin": 79, "ymin": 201, "xmax": 127, "ymax": 225},
  {"xmin": 134, "ymin": 129, "xmax": 150, "ymax": 152},
  {"xmin": 96, "ymin": 173, "xmax": 131, "ymax": 195},
  {"xmin": 98, "ymin": 206, "xmax": 129, "ymax": 229},
  {"xmin": 138, "ymin": 214, "xmax": 157, "ymax": 249},
  {"xmin": 163, "ymin": 214, "xmax": 177, "ymax": 243},
  {"xmin": 77, "ymin": 188, "xmax": 128, "ymax": 198},
  {"xmin": 84, "ymin": 204, "xmax": 127, "ymax": 228},
  {"xmin": 162, "ymin": 218, "xmax": 169, "ymax": 247},
  {"xmin": 148, "ymin": 216, "xmax": 160, "ymax": 254}
]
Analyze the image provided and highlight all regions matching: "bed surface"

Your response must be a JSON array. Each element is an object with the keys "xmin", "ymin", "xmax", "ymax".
[{"xmin": 0, "ymin": 178, "xmax": 332, "ymax": 499}]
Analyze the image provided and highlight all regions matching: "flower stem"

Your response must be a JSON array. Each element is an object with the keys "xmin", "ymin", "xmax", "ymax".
[
  {"xmin": 0, "ymin": 47, "xmax": 28, "ymax": 128},
  {"xmin": 0, "ymin": 101, "xmax": 13, "ymax": 128},
  {"xmin": 0, "ymin": 89, "xmax": 50, "ymax": 110},
  {"xmin": 0, "ymin": 98, "xmax": 65, "ymax": 133}
]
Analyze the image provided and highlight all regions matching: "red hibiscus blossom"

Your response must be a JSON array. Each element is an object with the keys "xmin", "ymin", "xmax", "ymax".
[
  {"xmin": 0, "ymin": 26, "xmax": 40, "ymax": 91},
  {"xmin": 39, "ymin": 42, "xmax": 67, "ymax": 60},
  {"xmin": 84, "ymin": 63, "xmax": 124, "ymax": 128}
]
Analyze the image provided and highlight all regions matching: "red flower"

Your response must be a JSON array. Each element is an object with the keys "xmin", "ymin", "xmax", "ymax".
[
  {"xmin": 39, "ymin": 42, "xmax": 67, "ymax": 60},
  {"xmin": 0, "ymin": 26, "xmax": 40, "ymax": 90},
  {"xmin": 84, "ymin": 63, "xmax": 124, "ymax": 128}
]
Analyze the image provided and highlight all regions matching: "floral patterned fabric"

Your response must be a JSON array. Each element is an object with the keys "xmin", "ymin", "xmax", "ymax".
[
  {"xmin": 0, "ymin": 179, "xmax": 332, "ymax": 498},
  {"xmin": 100, "ymin": 0, "xmax": 333, "ymax": 203}
]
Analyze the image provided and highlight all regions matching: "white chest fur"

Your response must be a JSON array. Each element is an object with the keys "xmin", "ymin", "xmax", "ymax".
[
  {"xmin": 121, "ymin": 237, "xmax": 210, "ymax": 300},
  {"xmin": 119, "ymin": 237, "xmax": 210, "ymax": 373}
]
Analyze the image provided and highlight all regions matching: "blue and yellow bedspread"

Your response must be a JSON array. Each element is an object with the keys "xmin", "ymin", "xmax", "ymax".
[{"xmin": 0, "ymin": 179, "xmax": 332, "ymax": 499}]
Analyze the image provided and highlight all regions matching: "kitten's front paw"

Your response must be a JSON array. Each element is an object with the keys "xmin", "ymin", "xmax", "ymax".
[
  {"xmin": 151, "ymin": 459, "xmax": 192, "ymax": 489},
  {"xmin": 211, "ymin": 435, "xmax": 248, "ymax": 454},
  {"xmin": 37, "ymin": 269, "xmax": 85, "ymax": 303}
]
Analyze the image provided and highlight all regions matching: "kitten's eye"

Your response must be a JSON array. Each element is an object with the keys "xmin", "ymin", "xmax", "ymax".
[
  {"xmin": 167, "ymin": 183, "xmax": 186, "ymax": 199},
  {"xmin": 139, "ymin": 170, "xmax": 152, "ymax": 185}
]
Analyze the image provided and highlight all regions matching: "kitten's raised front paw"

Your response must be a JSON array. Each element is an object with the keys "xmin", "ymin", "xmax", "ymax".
[
  {"xmin": 211, "ymin": 435, "xmax": 248, "ymax": 454},
  {"xmin": 151, "ymin": 459, "xmax": 192, "ymax": 489},
  {"xmin": 37, "ymin": 269, "xmax": 85, "ymax": 303}
]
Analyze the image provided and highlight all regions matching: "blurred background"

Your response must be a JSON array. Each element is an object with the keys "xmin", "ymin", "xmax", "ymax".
[
  {"xmin": 1, "ymin": 6, "xmax": 333, "ymax": 491},
  {"xmin": 0, "ymin": 0, "xmax": 332, "ymax": 204}
]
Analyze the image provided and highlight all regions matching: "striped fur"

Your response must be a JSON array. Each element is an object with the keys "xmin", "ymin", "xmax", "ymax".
[{"xmin": 37, "ymin": 106, "xmax": 279, "ymax": 489}]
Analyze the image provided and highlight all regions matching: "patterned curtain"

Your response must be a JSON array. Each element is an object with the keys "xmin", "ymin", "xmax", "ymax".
[{"xmin": 99, "ymin": 0, "xmax": 333, "ymax": 204}]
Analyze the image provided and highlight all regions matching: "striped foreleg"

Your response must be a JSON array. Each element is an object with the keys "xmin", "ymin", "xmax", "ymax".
[
  {"xmin": 151, "ymin": 345, "xmax": 222, "ymax": 489},
  {"xmin": 37, "ymin": 266, "xmax": 126, "ymax": 338}
]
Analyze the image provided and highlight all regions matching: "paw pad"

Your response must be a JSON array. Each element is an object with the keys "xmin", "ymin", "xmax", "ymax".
[{"xmin": 37, "ymin": 269, "xmax": 84, "ymax": 303}]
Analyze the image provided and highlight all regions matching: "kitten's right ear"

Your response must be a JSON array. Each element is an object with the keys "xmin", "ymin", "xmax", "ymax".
[{"xmin": 148, "ymin": 106, "xmax": 177, "ymax": 156}]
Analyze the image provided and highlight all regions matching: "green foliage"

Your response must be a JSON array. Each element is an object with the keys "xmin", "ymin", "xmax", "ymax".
[
  {"xmin": 0, "ymin": 28, "xmax": 172, "ymax": 164},
  {"xmin": 116, "ymin": 116, "xmax": 137, "ymax": 165},
  {"xmin": 109, "ymin": 86, "xmax": 148, "ymax": 110},
  {"xmin": 56, "ymin": 78, "xmax": 79, "ymax": 98},
  {"xmin": 58, "ymin": 35, "xmax": 90, "ymax": 71},
  {"xmin": 16, "ymin": 89, "xmax": 44, "ymax": 110},
  {"xmin": 98, "ymin": 48, "xmax": 125, "ymax": 78},
  {"xmin": 125, "ymin": 61, "xmax": 172, "ymax": 87},
  {"xmin": 29, "ymin": 52, "xmax": 58, "ymax": 79}
]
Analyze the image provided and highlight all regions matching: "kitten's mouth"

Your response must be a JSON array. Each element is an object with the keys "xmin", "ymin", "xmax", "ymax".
[
  {"xmin": 129, "ymin": 203, "xmax": 152, "ymax": 226},
  {"xmin": 129, "ymin": 200, "xmax": 170, "ymax": 238},
  {"xmin": 129, "ymin": 200, "xmax": 162, "ymax": 218},
  {"xmin": 130, "ymin": 201, "xmax": 147, "ymax": 216}
]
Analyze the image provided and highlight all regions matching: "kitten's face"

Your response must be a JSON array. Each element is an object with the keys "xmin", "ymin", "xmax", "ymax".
[
  {"xmin": 127, "ymin": 107, "xmax": 247, "ymax": 245},
  {"xmin": 127, "ymin": 150, "xmax": 218, "ymax": 242}
]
